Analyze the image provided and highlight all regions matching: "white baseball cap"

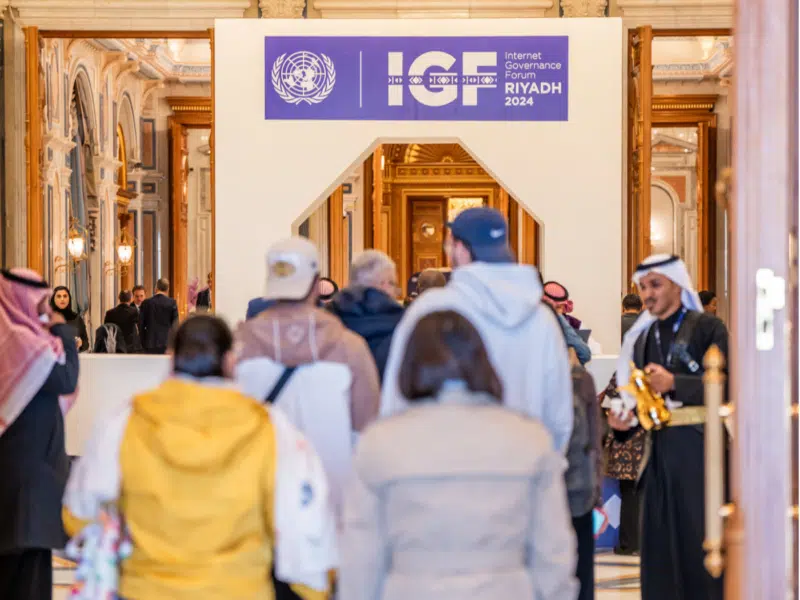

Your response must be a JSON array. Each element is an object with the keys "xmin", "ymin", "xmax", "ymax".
[{"xmin": 264, "ymin": 237, "xmax": 320, "ymax": 301}]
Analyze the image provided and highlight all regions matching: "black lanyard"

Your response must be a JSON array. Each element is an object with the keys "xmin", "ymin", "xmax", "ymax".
[{"xmin": 653, "ymin": 307, "xmax": 688, "ymax": 367}]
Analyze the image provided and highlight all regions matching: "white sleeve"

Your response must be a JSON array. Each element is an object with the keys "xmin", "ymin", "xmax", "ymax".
[
  {"xmin": 63, "ymin": 401, "xmax": 132, "ymax": 520},
  {"xmin": 541, "ymin": 312, "xmax": 574, "ymax": 453},
  {"xmin": 379, "ymin": 296, "xmax": 432, "ymax": 417}
]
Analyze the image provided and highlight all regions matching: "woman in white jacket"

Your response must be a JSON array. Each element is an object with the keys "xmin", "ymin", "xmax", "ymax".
[{"xmin": 340, "ymin": 310, "xmax": 577, "ymax": 600}]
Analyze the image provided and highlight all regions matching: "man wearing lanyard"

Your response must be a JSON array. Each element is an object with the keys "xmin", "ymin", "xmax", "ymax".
[{"xmin": 608, "ymin": 254, "xmax": 728, "ymax": 600}]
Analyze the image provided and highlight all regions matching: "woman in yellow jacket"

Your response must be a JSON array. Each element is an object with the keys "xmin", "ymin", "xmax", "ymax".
[{"xmin": 63, "ymin": 315, "xmax": 337, "ymax": 600}]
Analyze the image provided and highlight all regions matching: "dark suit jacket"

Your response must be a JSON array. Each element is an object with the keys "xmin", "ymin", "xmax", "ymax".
[
  {"xmin": 196, "ymin": 288, "xmax": 211, "ymax": 310},
  {"xmin": 105, "ymin": 303, "xmax": 141, "ymax": 352},
  {"xmin": 139, "ymin": 293, "xmax": 179, "ymax": 353}
]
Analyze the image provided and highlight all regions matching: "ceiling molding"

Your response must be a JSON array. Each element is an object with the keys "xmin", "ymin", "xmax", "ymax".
[
  {"xmin": 92, "ymin": 39, "xmax": 211, "ymax": 82},
  {"xmin": 617, "ymin": 0, "xmax": 733, "ymax": 28},
  {"xmin": 10, "ymin": 0, "xmax": 250, "ymax": 30},
  {"xmin": 313, "ymin": 0, "xmax": 553, "ymax": 19},
  {"xmin": 652, "ymin": 38, "xmax": 732, "ymax": 82}
]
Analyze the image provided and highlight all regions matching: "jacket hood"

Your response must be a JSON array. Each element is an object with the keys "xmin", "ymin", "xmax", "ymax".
[
  {"xmin": 131, "ymin": 378, "xmax": 269, "ymax": 471},
  {"xmin": 449, "ymin": 262, "xmax": 544, "ymax": 329},
  {"xmin": 236, "ymin": 303, "xmax": 347, "ymax": 366},
  {"xmin": 328, "ymin": 286, "xmax": 404, "ymax": 337}
]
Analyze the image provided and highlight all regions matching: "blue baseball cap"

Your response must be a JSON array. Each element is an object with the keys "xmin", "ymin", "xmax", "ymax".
[{"xmin": 448, "ymin": 207, "xmax": 514, "ymax": 263}]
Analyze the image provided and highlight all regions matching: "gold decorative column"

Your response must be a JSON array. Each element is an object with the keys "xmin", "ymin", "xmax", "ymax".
[
  {"xmin": 328, "ymin": 186, "xmax": 347, "ymax": 286},
  {"xmin": 496, "ymin": 188, "xmax": 509, "ymax": 220},
  {"xmin": 520, "ymin": 210, "xmax": 538, "ymax": 267},
  {"xmin": 372, "ymin": 146, "xmax": 384, "ymax": 252},
  {"xmin": 24, "ymin": 27, "xmax": 43, "ymax": 274},
  {"xmin": 627, "ymin": 26, "xmax": 653, "ymax": 282}
]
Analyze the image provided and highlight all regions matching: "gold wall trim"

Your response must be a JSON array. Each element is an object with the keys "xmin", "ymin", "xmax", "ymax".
[
  {"xmin": 167, "ymin": 96, "xmax": 212, "ymax": 113},
  {"xmin": 653, "ymin": 94, "xmax": 718, "ymax": 113},
  {"xmin": 389, "ymin": 163, "xmax": 495, "ymax": 183},
  {"xmin": 169, "ymin": 105, "xmax": 212, "ymax": 113}
]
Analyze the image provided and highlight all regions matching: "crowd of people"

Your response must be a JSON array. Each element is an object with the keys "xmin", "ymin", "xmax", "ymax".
[
  {"xmin": 0, "ymin": 206, "xmax": 728, "ymax": 600},
  {"xmin": 45, "ymin": 278, "xmax": 181, "ymax": 355}
]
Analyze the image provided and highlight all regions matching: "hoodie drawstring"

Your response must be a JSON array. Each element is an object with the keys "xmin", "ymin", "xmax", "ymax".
[
  {"xmin": 272, "ymin": 317, "xmax": 282, "ymax": 363},
  {"xmin": 308, "ymin": 312, "xmax": 319, "ymax": 362}
]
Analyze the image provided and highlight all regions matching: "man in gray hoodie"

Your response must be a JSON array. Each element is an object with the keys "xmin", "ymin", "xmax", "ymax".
[{"xmin": 380, "ymin": 207, "xmax": 574, "ymax": 452}]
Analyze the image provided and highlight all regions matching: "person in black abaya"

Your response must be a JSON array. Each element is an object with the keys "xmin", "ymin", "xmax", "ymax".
[
  {"xmin": 51, "ymin": 285, "xmax": 90, "ymax": 352},
  {"xmin": 608, "ymin": 254, "xmax": 728, "ymax": 600}
]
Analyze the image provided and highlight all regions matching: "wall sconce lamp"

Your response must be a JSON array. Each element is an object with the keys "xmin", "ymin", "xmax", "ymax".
[
  {"xmin": 104, "ymin": 229, "xmax": 137, "ymax": 277},
  {"xmin": 66, "ymin": 218, "xmax": 89, "ymax": 263},
  {"xmin": 55, "ymin": 219, "xmax": 89, "ymax": 273},
  {"xmin": 116, "ymin": 229, "xmax": 136, "ymax": 276}
]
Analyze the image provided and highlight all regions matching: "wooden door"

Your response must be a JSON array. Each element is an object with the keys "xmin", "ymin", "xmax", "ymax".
[
  {"xmin": 723, "ymin": 0, "xmax": 798, "ymax": 596},
  {"xmin": 409, "ymin": 197, "xmax": 446, "ymax": 275},
  {"xmin": 168, "ymin": 121, "xmax": 189, "ymax": 317},
  {"xmin": 696, "ymin": 119, "xmax": 717, "ymax": 290},
  {"xmin": 627, "ymin": 26, "xmax": 653, "ymax": 281}
]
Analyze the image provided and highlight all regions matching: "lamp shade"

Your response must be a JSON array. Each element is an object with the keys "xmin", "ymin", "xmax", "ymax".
[
  {"xmin": 117, "ymin": 242, "xmax": 133, "ymax": 265},
  {"xmin": 67, "ymin": 234, "xmax": 85, "ymax": 260}
]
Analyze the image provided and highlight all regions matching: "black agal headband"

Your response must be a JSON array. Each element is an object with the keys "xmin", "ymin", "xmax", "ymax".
[
  {"xmin": 635, "ymin": 255, "xmax": 680, "ymax": 273},
  {"xmin": 0, "ymin": 269, "xmax": 49, "ymax": 289}
]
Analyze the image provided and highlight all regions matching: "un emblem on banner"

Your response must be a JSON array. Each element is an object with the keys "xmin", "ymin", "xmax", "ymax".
[{"xmin": 271, "ymin": 51, "xmax": 336, "ymax": 105}]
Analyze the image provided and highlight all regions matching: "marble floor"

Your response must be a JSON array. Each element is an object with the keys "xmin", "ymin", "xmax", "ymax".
[
  {"xmin": 596, "ymin": 551, "xmax": 641, "ymax": 599},
  {"xmin": 54, "ymin": 551, "xmax": 641, "ymax": 599}
]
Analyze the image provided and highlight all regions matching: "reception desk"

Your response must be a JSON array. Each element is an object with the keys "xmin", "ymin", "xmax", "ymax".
[{"xmin": 66, "ymin": 354, "xmax": 619, "ymax": 456}]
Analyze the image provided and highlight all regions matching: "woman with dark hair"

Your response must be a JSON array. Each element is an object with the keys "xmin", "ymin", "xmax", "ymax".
[
  {"xmin": 63, "ymin": 315, "xmax": 336, "ymax": 600},
  {"xmin": 50, "ymin": 285, "xmax": 90, "ymax": 352},
  {"xmin": 339, "ymin": 310, "xmax": 577, "ymax": 600}
]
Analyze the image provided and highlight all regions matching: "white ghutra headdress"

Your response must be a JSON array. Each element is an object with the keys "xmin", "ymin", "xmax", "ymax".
[{"xmin": 615, "ymin": 254, "xmax": 703, "ymax": 408}]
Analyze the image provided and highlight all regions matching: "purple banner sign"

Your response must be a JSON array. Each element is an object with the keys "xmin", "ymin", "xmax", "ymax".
[{"xmin": 265, "ymin": 36, "xmax": 568, "ymax": 121}]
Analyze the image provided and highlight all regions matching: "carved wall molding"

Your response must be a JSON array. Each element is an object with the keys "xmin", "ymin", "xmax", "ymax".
[
  {"xmin": 653, "ymin": 94, "xmax": 718, "ymax": 113},
  {"xmin": 617, "ymin": 0, "xmax": 733, "ymax": 28},
  {"xmin": 10, "ymin": 0, "xmax": 250, "ymax": 29},
  {"xmin": 560, "ymin": 0, "xmax": 606, "ymax": 17},
  {"xmin": 260, "ymin": 0, "xmax": 306, "ymax": 18},
  {"xmin": 313, "ymin": 0, "xmax": 553, "ymax": 19},
  {"xmin": 167, "ymin": 95, "xmax": 212, "ymax": 114},
  {"xmin": 390, "ymin": 163, "xmax": 494, "ymax": 183}
]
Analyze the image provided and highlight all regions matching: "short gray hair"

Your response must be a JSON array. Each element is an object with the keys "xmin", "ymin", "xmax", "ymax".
[{"xmin": 350, "ymin": 250, "xmax": 396, "ymax": 287}]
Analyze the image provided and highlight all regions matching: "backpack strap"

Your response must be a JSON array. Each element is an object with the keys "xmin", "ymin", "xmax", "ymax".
[{"xmin": 265, "ymin": 367, "xmax": 298, "ymax": 404}]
